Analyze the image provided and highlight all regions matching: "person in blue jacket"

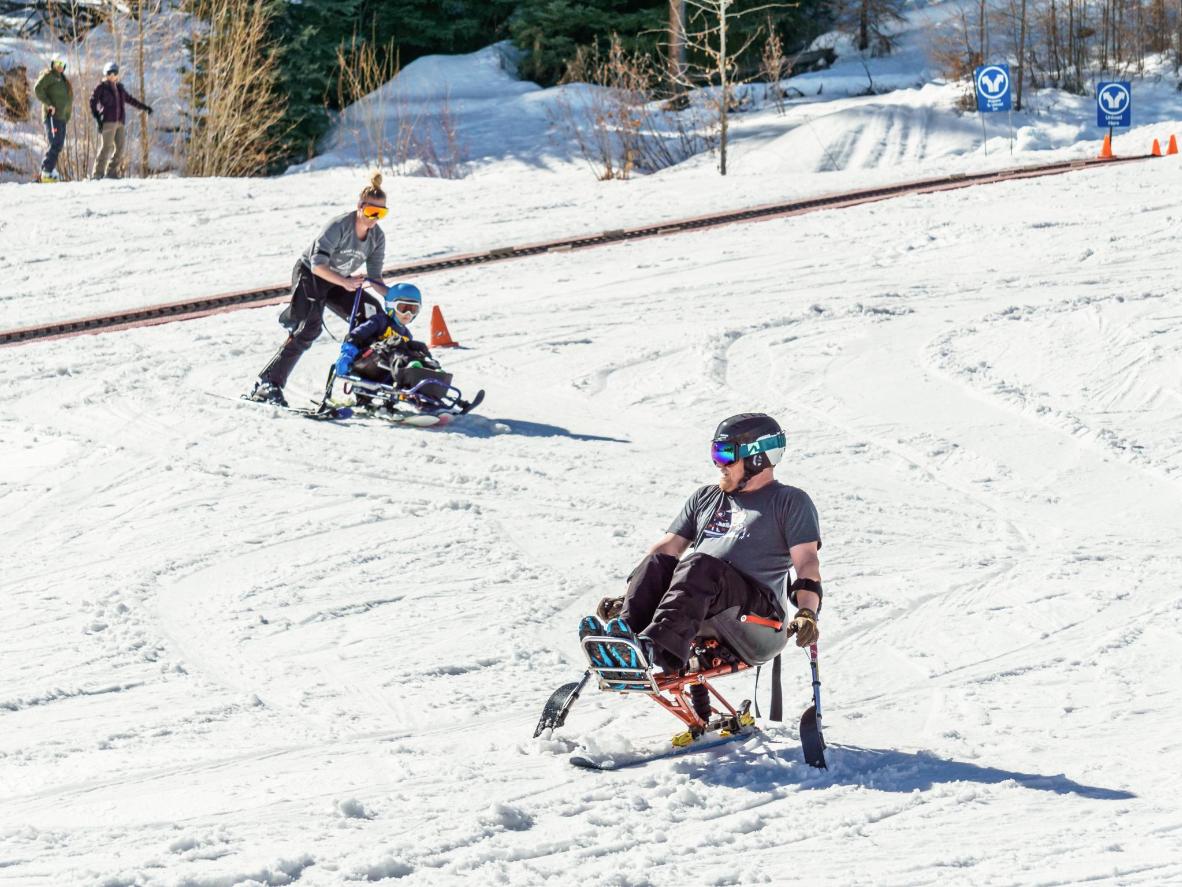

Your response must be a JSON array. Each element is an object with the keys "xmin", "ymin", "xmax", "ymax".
[{"xmin": 334, "ymin": 283, "xmax": 431, "ymax": 389}]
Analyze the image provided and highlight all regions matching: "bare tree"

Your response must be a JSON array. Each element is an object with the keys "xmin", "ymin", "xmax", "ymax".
[
  {"xmin": 668, "ymin": 0, "xmax": 687, "ymax": 90},
  {"xmin": 332, "ymin": 36, "xmax": 468, "ymax": 179},
  {"xmin": 830, "ymin": 0, "xmax": 907, "ymax": 55},
  {"xmin": 183, "ymin": 0, "xmax": 287, "ymax": 177},
  {"xmin": 335, "ymin": 34, "xmax": 402, "ymax": 173},
  {"xmin": 669, "ymin": 0, "xmax": 794, "ymax": 175},
  {"xmin": 760, "ymin": 17, "xmax": 788, "ymax": 112},
  {"xmin": 550, "ymin": 35, "xmax": 715, "ymax": 180},
  {"xmin": 1015, "ymin": 0, "xmax": 1029, "ymax": 108}
]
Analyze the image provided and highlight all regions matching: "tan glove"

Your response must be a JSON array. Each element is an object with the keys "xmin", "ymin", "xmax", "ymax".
[
  {"xmin": 790, "ymin": 607, "xmax": 819, "ymax": 647},
  {"xmin": 596, "ymin": 596, "xmax": 624, "ymax": 623}
]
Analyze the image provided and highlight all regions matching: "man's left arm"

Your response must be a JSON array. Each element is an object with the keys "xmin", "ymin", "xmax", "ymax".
[{"xmin": 788, "ymin": 541, "xmax": 821, "ymax": 646}]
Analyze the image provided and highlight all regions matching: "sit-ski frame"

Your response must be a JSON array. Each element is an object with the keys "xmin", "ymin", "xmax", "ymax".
[
  {"xmin": 337, "ymin": 371, "xmax": 468, "ymax": 413},
  {"xmin": 579, "ymin": 634, "xmax": 751, "ymax": 735},
  {"xmin": 539, "ymin": 626, "xmax": 826, "ymax": 768}
]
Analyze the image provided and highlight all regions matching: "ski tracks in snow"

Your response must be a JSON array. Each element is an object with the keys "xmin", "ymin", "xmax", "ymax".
[{"xmin": 5, "ymin": 162, "xmax": 1182, "ymax": 884}]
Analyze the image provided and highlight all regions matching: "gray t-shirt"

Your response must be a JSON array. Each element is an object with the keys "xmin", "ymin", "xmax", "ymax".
[
  {"xmin": 668, "ymin": 481, "xmax": 822, "ymax": 609},
  {"xmin": 301, "ymin": 211, "xmax": 386, "ymax": 280}
]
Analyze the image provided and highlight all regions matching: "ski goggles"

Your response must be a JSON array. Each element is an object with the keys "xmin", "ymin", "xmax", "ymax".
[
  {"xmin": 711, "ymin": 432, "xmax": 786, "ymax": 467},
  {"xmin": 360, "ymin": 204, "xmax": 388, "ymax": 220},
  {"xmin": 389, "ymin": 300, "xmax": 419, "ymax": 317}
]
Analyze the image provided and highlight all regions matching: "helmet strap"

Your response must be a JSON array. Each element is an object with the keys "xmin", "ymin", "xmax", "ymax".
[{"xmin": 736, "ymin": 453, "xmax": 770, "ymax": 492}]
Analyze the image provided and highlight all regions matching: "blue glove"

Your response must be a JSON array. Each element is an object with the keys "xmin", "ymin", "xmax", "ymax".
[{"xmin": 335, "ymin": 343, "xmax": 359, "ymax": 375}]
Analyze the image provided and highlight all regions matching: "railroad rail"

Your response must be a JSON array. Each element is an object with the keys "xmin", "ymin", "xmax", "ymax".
[{"xmin": 1, "ymin": 153, "xmax": 1151, "ymax": 348}]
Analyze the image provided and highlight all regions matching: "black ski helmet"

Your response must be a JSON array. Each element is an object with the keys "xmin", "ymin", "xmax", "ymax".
[{"xmin": 712, "ymin": 413, "xmax": 786, "ymax": 488}]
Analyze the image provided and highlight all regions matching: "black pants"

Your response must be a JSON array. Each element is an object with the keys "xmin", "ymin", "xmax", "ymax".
[
  {"xmin": 620, "ymin": 553, "xmax": 783, "ymax": 669},
  {"xmin": 42, "ymin": 116, "xmax": 66, "ymax": 174},
  {"xmin": 259, "ymin": 262, "xmax": 358, "ymax": 389}
]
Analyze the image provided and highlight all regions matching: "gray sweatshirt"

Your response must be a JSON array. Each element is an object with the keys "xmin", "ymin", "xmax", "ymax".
[{"xmin": 301, "ymin": 211, "xmax": 386, "ymax": 280}]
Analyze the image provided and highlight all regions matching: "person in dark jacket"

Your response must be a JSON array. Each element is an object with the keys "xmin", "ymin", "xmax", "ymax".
[
  {"xmin": 89, "ymin": 61, "xmax": 152, "ymax": 180},
  {"xmin": 334, "ymin": 283, "xmax": 431, "ymax": 387},
  {"xmin": 249, "ymin": 173, "xmax": 391, "ymax": 407},
  {"xmin": 33, "ymin": 55, "xmax": 72, "ymax": 182}
]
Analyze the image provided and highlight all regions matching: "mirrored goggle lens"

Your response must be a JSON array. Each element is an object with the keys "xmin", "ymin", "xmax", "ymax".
[
  {"xmin": 391, "ymin": 301, "xmax": 419, "ymax": 316},
  {"xmin": 711, "ymin": 440, "xmax": 739, "ymax": 466},
  {"xmin": 362, "ymin": 205, "xmax": 388, "ymax": 220}
]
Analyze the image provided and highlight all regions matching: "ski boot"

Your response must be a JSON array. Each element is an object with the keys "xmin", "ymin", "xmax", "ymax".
[{"xmin": 247, "ymin": 380, "xmax": 288, "ymax": 407}]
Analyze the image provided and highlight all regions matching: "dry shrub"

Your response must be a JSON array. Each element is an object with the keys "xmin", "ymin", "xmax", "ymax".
[
  {"xmin": 760, "ymin": 21, "xmax": 787, "ymax": 114},
  {"xmin": 332, "ymin": 36, "xmax": 468, "ymax": 179},
  {"xmin": 183, "ymin": 0, "xmax": 286, "ymax": 177},
  {"xmin": 551, "ymin": 34, "xmax": 714, "ymax": 180}
]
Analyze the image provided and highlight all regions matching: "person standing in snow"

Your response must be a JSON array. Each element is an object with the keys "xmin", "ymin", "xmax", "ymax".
[
  {"xmin": 249, "ymin": 174, "xmax": 391, "ymax": 407},
  {"xmin": 587, "ymin": 413, "xmax": 823, "ymax": 673},
  {"xmin": 33, "ymin": 55, "xmax": 73, "ymax": 182},
  {"xmin": 89, "ymin": 61, "xmax": 152, "ymax": 180}
]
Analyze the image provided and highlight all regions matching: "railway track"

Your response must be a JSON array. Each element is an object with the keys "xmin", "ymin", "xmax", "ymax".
[{"xmin": 0, "ymin": 154, "xmax": 1150, "ymax": 348}]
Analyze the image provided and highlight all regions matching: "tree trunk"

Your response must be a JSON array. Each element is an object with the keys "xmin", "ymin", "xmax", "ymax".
[
  {"xmin": 719, "ymin": 0, "xmax": 728, "ymax": 176},
  {"xmin": 1049, "ymin": 0, "xmax": 1061, "ymax": 86},
  {"xmin": 1177, "ymin": 0, "xmax": 1182, "ymax": 70},
  {"xmin": 667, "ymin": 0, "xmax": 685, "ymax": 92},
  {"xmin": 1016, "ymin": 0, "xmax": 1028, "ymax": 110},
  {"xmin": 978, "ymin": 0, "xmax": 988, "ymax": 66},
  {"xmin": 136, "ymin": 2, "xmax": 149, "ymax": 176}
]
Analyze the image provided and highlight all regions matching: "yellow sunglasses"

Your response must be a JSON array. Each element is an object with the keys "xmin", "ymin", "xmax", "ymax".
[{"xmin": 360, "ymin": 204, "xmax": 388, "ymax": 221}]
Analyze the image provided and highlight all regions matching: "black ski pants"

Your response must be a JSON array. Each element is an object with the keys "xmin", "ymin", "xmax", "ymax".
[
  {"xmin": 259, "ymin": 262, "xmax": 358, "ymax": 389},
  {"xmin": 620, "ymin": 553, "xmax": 783, "ymax": 669},
  {"xmin": 42, "ymin": 115, "xmax": 66, "ymax": 174}
]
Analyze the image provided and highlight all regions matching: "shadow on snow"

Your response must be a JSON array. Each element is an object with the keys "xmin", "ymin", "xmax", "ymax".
[
  {"xmin": 684, "ymin": 743, "xmax": 1136, "ymax": 801},
  {"xmin": 440, "ymin": 414, "xmax": 629, "ymax": 443}
]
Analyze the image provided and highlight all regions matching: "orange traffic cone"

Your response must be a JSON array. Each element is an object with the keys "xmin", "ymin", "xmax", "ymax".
[
  {"xmin": 430, "ymin": 305, "xmax": 458, "ymax": 348},
  {"xmin": 1169, "ymin": 134, "xmax": 1179, "ymax": 155},
  {"xmin": 1098, "ymin": 132, "xmax": 1113, "ymax": 159},
  {"xmin": 1152, "ymin": 138, "xmax": 1163, "ymax": 157}
]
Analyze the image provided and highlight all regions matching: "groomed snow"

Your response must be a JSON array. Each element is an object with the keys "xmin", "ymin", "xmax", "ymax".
[
  {"xmin": 3, "ymin": 5, "xmax": 1182, "ymax": 885},
  {"xmin": 3, "ymin": 153, "xmax": 1182, "ymax": 884}
]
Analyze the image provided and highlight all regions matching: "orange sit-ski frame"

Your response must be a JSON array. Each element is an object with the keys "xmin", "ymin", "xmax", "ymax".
[{"xmin": 649, "ymin": 659, "xmax": 750, "ymax": 731}]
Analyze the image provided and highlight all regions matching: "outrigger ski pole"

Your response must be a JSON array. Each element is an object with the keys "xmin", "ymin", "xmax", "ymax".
[
  {"xmin": 534, "ymin": 670, "xmax": 592, "ymax": 738},
  {"xmin": 316, "ymin": 284, "xmax": 366, "ymax": 414},
  {"xmin": 799, "ymin": 642, "xmax": 827, "ymax": 769}
]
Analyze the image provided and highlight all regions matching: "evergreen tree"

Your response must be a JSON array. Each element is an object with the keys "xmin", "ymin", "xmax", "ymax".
[
  {"xmin": 268, "ymin": 0, "xmax": 515, "ymax": 163},
  {"xmin": 269, "ymin": 0, "xmax": 364, "ymax": 161},
  {"xmin": 359, "ymin": 0, "xmax": 516, "ymax": 57},
  {"xmin": 509, "ymin": 0, "xmax": 667, "ymax": 86}
]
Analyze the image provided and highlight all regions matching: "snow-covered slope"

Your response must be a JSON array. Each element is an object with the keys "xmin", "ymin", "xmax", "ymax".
[{"xmin": 2, "ymin": 155, "xmax": 1181, "ymax": 884}]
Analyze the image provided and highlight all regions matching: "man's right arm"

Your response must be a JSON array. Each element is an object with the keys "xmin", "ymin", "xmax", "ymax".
[{"xmin": 646, "ymin": 533, "xmax": 690, "ymax": 558}]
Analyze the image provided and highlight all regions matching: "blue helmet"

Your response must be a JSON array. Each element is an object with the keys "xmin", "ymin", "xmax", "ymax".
[{"xmin": 385, "ymin": 283, "xmax": 421, "ymax": 317}]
